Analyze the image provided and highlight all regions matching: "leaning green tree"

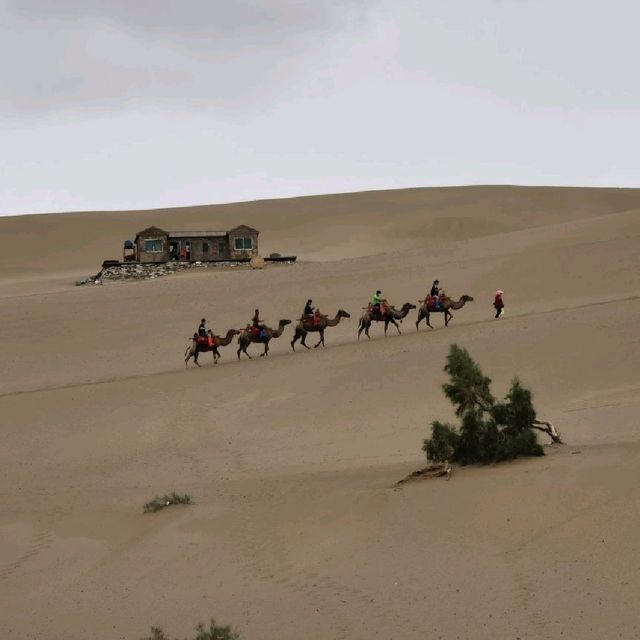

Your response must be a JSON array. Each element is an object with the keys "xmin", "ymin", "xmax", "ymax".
[{"xmin": 423, "ymin": 344, "xmax": 562, "ymax": 465}]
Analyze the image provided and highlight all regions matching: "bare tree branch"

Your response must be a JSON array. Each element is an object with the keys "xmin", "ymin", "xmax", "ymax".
[{"xmin": 532, "ymin": 419, "xmax": 564, "ymax": 444}]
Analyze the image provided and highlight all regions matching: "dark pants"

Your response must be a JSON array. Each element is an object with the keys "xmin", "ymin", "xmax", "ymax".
[{"xmin": 495, "ymin": 307, "xmax": 503, "ymax": 318}]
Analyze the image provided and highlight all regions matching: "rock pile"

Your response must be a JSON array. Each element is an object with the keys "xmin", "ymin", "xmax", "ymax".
[{"xmin": 99, "ymin": 260, "xmax": 249, "ymax": 282}]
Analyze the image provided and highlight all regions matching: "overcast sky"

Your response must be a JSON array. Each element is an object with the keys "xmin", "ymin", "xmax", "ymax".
[{"xmin": 1, "ymin": 0, "xmax": 638, "ymax": 215}]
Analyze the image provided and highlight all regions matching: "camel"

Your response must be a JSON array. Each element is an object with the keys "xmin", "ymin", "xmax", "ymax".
[
  {"xmin": 415, "ymin": 295, "xmax": 474, "ymax": 330},
  {"xmin": 185, "ymin": 329, "xmax": 240, "ymax": 367},
  {"xmin": 237, "ymin": 319, "xmax": 292, "ymax": 359},
  {"xmin": 290, "ymin": 309, "xmax": 351, "ymax": 351},
  {"xmin": 357, "ymin": 302, "xmax": 416, "ymax": 340}
]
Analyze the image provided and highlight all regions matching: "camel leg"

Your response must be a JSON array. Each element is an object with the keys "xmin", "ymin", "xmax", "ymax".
[
  {"xmin": 260, "ymin": 341, "xmax": 269, "ymax": 357},
  {"xmin": 301, "ymin": 331, "xmax": 311, "ymax": 350},
  {"xmin": 314, "ymin": 330, "xmax": 324, "ymax": 348},
  {"xmin": 237, "ymin": 344, "xmax": 252, "ymax": 360},
  {"xmin": 425, "ymin": 312, "xmax": 433, "ymax": 329},
  {"xmin": 386, "ymin": 318, "xmax": 400, "ymax": 335},
  {"xmin": 291, "ymin": 331, "xmax": 299, "ymax": 351}
]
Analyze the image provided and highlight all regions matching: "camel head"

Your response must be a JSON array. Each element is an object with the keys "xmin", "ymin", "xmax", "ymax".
[
  {"xmin": 278, "ymin": 319, "xmax": 292, "ymax": 327},
  {"xmin": 461, "ymin": 295, "xmax": 474, "ymax": 302},
  {"xmin": 337, "ymin": 309, "xmax": 351, "ymax": 318},
  {"xmin": 400, "ymin": 302, "xmax": 417, "ymax": 311}
]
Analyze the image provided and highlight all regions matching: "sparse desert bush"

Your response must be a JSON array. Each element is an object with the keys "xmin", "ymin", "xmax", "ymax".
[
  {"xmin": 423, "ymin": 344, "xmax": 555, "ymax": 465},
  {"xmin": 142, "ymin": 619, "xmax": 239, "ymax": 640},
  {"xmin": 143, "ymin": 492, "xmax": 192, "ymax": 513}
]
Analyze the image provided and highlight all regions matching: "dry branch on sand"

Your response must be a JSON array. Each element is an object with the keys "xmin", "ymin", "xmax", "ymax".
[
  {"xmin": 531, "ymin": 419, "xmax": 564, "ymax": 444},
  {"xmin": 396, "ymin": 463, "xmax": 452, "ymax": 485}
]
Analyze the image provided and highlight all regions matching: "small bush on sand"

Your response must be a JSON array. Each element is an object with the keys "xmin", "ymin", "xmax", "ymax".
[
  {"xmin": 143, "ymin": 492, "xmax": 192, "ymax": 513},
  {"xmin": 423, "ymin": 344, "xmax": 552, "ymax": 465},
  {"xmin": 143, "ymin": 619, "xmax": 239, "ymax": 640}
]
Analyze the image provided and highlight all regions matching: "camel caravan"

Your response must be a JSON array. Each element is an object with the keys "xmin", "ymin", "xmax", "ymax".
[{"xmin": 184, "ymin": 283, "xmax": 486, "ymax": 367}]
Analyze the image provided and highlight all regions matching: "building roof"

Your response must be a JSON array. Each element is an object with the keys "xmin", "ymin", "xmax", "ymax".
[
  {"xmin": 135, "ymin": 226, "xmax": 169, "ymax": 239},
  {"xmin": 168, "ymin": 231, "xmax": 227, "ymax": 238},
  {"xmin": 228, "ymin": 224, "xmax": 259, "ymax": 235}
]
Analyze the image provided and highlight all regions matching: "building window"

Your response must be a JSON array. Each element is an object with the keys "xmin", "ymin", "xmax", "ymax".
[
  {"xmin": 202, "ymin": 241, "xmax": 209, "ymax": 254},
  {"xmin": 144, "ymin": 239, "xmax": 163, "ymax": 253},
  {"xmin": 234, "ymin": 237, "xmax": 253, "ymax": 250}
]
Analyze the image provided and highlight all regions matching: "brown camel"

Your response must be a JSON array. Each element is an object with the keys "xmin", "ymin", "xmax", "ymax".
[
  {"xmin": 185, "ymin": 329, "xmax": 240, "ymax": 367},
  {"xmin": 357, "ymin": 302, "xmax": 416, "ymax": 340},
  {"xmin": 237, "ymin": 319, "xmax": 291, "ymax": 359},
  {"xmin": 415, "ymin": 295, "xmax": 474, "ymax": 329},
  {"xmin": 290, "ymin": 309, "xmax": 351, "ymax": 351}
]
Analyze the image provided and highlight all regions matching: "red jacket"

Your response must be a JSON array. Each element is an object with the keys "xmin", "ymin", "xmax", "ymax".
[{"xmin": 494, "ymin": 294, "xmax": 504, "ymax": 308}]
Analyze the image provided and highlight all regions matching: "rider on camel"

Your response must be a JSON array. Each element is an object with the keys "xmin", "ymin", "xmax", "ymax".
[
  {"xmin": 194, "ymin": 318, "xmax": 211, "ymax": 346},
  {"xmin": 371, "ymin": 290, "xmax": 382, "ymax": 314},
  {"xmin": 430, "ymin": 280, "xmax": 441, "ymax": 310},
  {"xmin": 251, "ymin": 309, "xmax": 265, "ymax": 338},
  {"xmin": 371, "ymin": 290, "xmax": 390, "ymax": 315},
  {"xmin": 303, "ymin": 299, "xmax": 324, "ymax": 327}
]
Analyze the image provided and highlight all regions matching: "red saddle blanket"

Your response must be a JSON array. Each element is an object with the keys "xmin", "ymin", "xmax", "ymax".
[
  {"xmin": 302, "ymin": 315, "xmax": 321, "ymax": 327},
  {"xmin": 425, "ymin": 296, "xmax": 442, "ymax": 312},
  {"xmin": 196, "ymin": 336, "xmax": 217, "ymax": 347}
]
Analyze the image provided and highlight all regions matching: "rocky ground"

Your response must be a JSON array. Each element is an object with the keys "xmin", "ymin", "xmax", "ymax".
[{"xmin": 76, "ymin": 258, "xmax": 294, "ymax": 285}]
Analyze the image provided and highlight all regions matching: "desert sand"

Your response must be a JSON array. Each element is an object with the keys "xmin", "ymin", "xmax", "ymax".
[{"xmin": 1, "ymin": 185, "xmax": 640, "ymax": 640}]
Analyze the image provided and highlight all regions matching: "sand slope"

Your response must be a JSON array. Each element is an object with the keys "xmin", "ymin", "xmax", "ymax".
[{"xmin": 1, "ymin": 186, "xmax": 640, "ymax": 639}]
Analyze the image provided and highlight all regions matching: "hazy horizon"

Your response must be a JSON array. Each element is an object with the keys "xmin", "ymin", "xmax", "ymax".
[{"xmin": 2, "ymin": 0, "xmax": 639, "ymax": 216}]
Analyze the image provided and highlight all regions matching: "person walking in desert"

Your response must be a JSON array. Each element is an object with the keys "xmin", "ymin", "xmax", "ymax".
[{"xmin": 494, "ymin": 290, "xmax": 505, "ymax": 318}]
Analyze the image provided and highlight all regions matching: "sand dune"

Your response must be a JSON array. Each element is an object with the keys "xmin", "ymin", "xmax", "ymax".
[
  {"xmin": 1, "ymin": 185, "xmax": 639, "ymax": 277},
  {"xmin": 1, "ymin": 186, "xmax": 640, "ymax": 639}
]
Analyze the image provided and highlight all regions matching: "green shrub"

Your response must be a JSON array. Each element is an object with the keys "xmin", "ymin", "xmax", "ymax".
[
  {"xmin": 422, "ymin": 421, "xmax": 458, "ymax": 462},
  {"xmin": 143, "ymin": 492, "xmax": 192, "ymax": 513},
  {"xmin": 143, "ymin": 618, "xmax": 239, "ymax": 640},
  {"xmin": 423, "ymin": 345, "xmax": 545, "ymax": 465}
]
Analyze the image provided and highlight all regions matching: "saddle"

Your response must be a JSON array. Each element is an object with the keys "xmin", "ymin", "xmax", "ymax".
[
  {"xmin": 368, "ymin": 303, "xmax": 391, "ymax": 317},
  {"xmin": 426, "ymin": 295, "xmax": 444, "ymax": 312},
  {"xmin": 302, "ymin": 314, "xmax": 323, "ymax": 327},
  {"xmin": 249, "ymin": 326, "xmax": 267, "ymax": 339}
]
